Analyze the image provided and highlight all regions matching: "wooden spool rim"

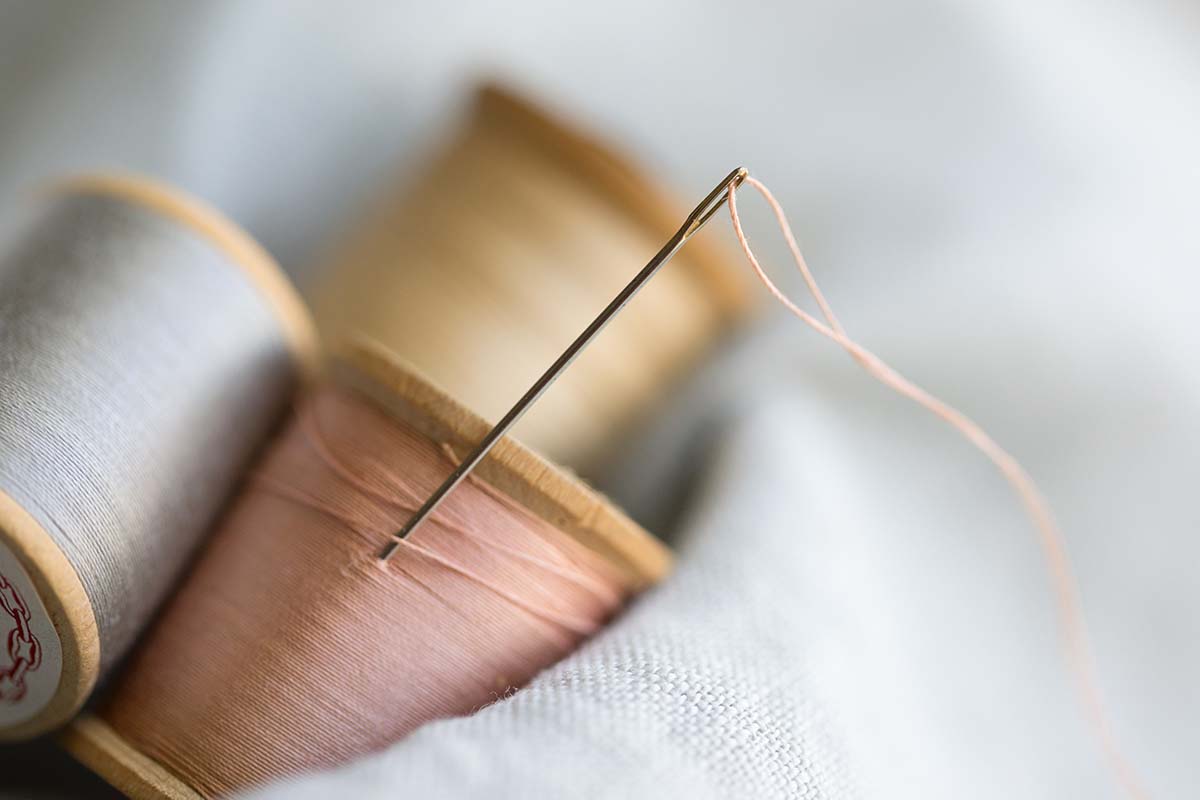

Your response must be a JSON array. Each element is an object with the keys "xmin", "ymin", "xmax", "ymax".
[
  {"xmin": 476, "ymin": 84, "xmax": 753, "ymax": 324},
  {"xmin": 334, "ymin": 336, "xmax": 671, "ymax": 590},
  {"xmin": 52, "ymin": 173, "xmax": 321, "ymax": 380},
  {"xmin": 0, "ymin": 491, "xmax": 99, "ymax": 741},
  {"xmin": 63, "ymin": 716, "xmax": 199, "ymax": 800}
]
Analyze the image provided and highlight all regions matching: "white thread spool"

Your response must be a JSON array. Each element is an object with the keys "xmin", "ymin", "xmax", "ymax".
[{"xmin": 0, "ymin": 175, "xmax": 316, "ymax": 739}]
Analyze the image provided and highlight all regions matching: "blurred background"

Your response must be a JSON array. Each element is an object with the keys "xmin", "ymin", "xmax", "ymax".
[{"xmin": 1, "ymin": 1, "xmax": 1198, "ymax": 797}]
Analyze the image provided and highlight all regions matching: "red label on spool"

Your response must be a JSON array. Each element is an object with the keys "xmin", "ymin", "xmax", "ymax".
[
  {"xmin": 0, "ymin": 574, "xmax": 43, "ymax": 704},
  {"xmin": 0, "ymin": 541, "xmax": 61, "ymax": 725}
]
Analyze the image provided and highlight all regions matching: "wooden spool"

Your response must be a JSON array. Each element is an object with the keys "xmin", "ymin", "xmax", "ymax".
[
  {"xmin": 308, "ymin": 84, "xmax": 752, "ymax": 471},
  {"xmin": 0, "ymin": 175, "xmax": 316, "ymax": 741},
  {"xmin": 62, "ymin": 337, "xmax": 670, "ymax": 799}
]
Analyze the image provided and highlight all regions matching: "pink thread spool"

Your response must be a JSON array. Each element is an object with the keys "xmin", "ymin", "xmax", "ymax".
[{"xmin": 62, "ymin": 339, "xmax": 671, "ymax": 799}]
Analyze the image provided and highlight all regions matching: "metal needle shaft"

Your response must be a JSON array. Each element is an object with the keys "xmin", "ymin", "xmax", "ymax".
[{"xmin": 379, "ymin": 166, "xmax": 747, "ymax": 560}]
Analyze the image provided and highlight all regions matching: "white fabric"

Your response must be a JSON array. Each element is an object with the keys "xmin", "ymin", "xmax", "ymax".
[{"xmin": 1, "ymin": 1, "xmax": 1198, "ymax": 798}]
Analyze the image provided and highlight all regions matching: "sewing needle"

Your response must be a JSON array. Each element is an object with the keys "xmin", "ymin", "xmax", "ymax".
[{"xmin": 380, "ymin": 166, "xmax": 747, "ymax": 560}]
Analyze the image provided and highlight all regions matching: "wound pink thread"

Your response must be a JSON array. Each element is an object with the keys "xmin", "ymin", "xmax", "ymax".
[
  {"xmin": 728, "ymin": 176, "xmax": 1148, "ymax": 799},
  {"xmin": 99, "ymin": 385, "xmax": 627, "ymax": 797}
]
